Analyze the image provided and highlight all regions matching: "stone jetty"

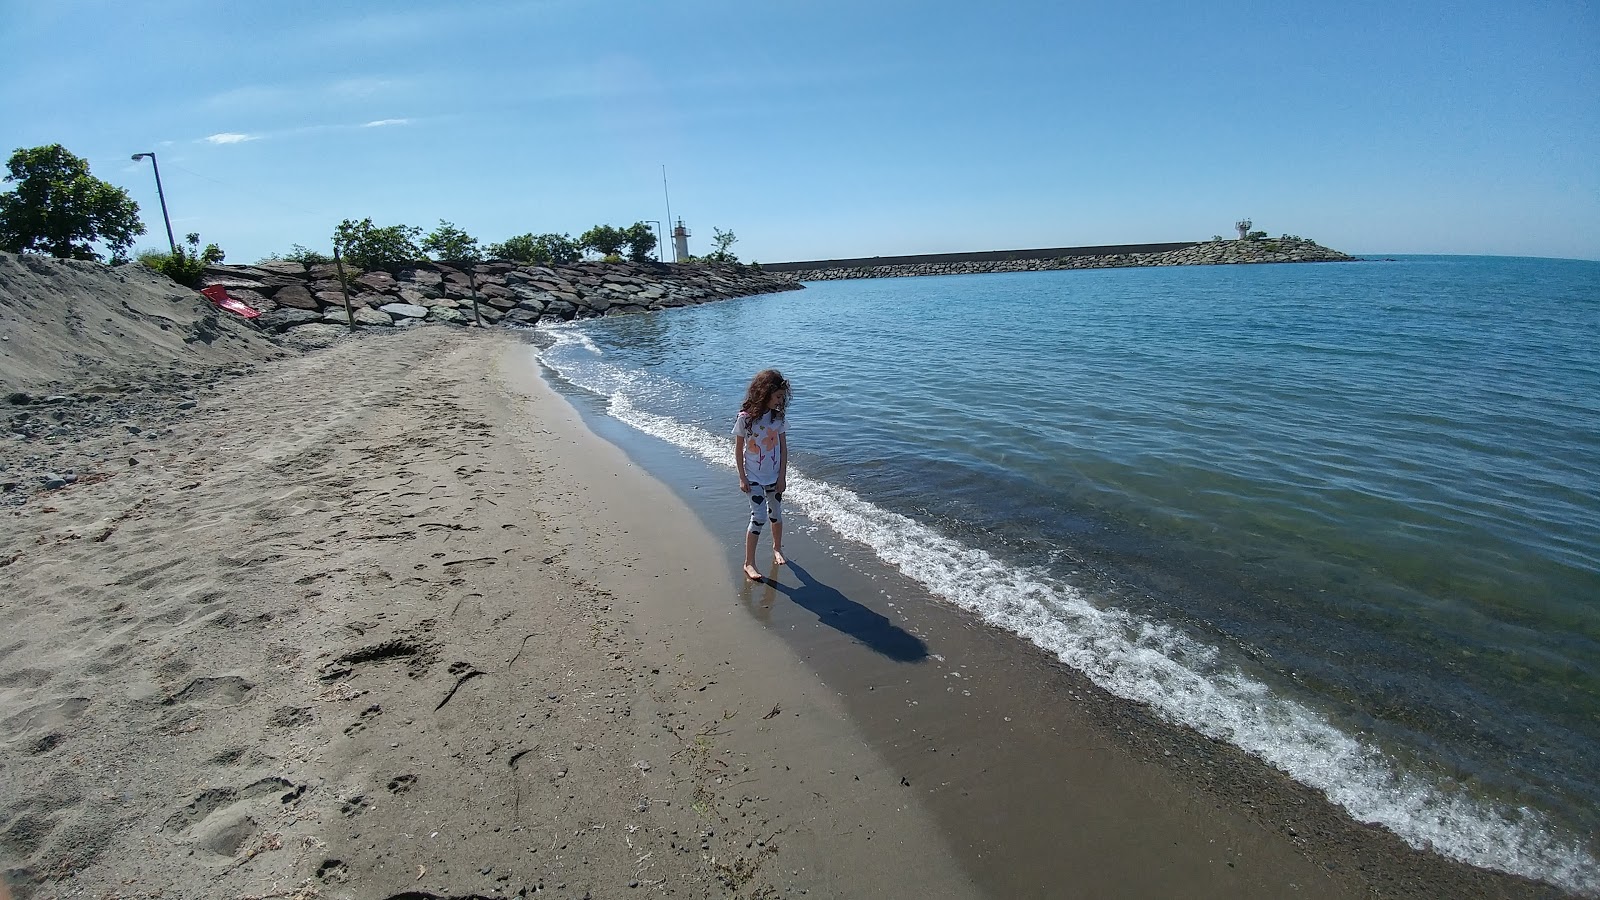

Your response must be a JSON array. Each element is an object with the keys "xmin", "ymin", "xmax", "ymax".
[
  {"xmin": 772, "ymin": 238, "xmax": 1356, "ymax": 282},
  {"xmin": 199, "ymin": 259, "xmax": 802, "ymax": 333}
]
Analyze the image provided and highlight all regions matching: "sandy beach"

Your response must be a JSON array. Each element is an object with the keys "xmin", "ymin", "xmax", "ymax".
[{"xmin": 0, "ymin": 260, "xmax": 1571, "ymax": 898}]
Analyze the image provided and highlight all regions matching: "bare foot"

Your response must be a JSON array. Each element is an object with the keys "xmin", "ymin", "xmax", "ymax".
[
  {"xmin": 772, "ymin": 549, "xmax": 787, "ymax": 566},
  {"xmin": 743, "ymin": 563, "xmax": 762, "ymax": 581}
]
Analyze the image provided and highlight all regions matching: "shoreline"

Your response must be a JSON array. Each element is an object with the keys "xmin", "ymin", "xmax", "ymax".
[{"xmin": 538, "ymin": 341, "xmax": 1578, "ymax": 899}]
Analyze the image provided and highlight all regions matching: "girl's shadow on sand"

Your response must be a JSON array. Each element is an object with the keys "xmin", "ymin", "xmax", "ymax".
[{"xmin": 744, "ymin": 561, "xmax": 928, "ymax": 663}]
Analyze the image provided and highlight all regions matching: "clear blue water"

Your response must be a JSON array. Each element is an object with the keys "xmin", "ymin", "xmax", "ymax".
[{"xmin": 538, "ymin": 255, "xmax": 1600, "ymax": 894}]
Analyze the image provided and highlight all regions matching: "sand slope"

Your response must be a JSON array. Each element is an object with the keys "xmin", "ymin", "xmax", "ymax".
[{"xmin": 0, "ymin": 252, "xmax": 285, "ymax": 396}]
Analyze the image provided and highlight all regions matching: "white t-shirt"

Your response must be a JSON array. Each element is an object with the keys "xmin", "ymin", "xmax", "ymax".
[{"xmin": 733, "ymin": 410, "xmax": 787, "ymax": 485}]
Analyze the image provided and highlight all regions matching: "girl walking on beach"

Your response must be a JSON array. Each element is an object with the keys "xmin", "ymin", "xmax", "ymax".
[{"xmin": 733, "ymin": 369, "xmax": 790, "ymax": 581}]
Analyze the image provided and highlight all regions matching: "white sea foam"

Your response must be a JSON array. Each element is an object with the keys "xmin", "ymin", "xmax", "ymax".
[{"xmin": 537, "ymin": 327, "xmax": 1600, "ymax": 895}]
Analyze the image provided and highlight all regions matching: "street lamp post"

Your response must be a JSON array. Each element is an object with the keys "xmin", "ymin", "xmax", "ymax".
[
  {"xmin": 130, "ymin": 152, "xmax": 176, "ymax": 255},
  {"xmin": 644, "ymin": 220, "xmax": 663, "ymax": 262}
]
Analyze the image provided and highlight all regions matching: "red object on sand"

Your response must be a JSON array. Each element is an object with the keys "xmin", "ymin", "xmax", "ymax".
[{"xmin": 199, "ymin": 284, "xmax": 261, "ymax": 319}]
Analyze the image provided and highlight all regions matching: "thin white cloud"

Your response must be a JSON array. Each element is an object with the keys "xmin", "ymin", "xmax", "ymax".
[
  {"xmin": 201, "ymin": 76, "xmax": 414, "ymax": 115},
  {"xmin": 362, "ymin": 118, "xmax": 412, "ymax": 128},
  {"xmin": 205, "ymin": 132, "xmax": 258, "ymax": 145}
]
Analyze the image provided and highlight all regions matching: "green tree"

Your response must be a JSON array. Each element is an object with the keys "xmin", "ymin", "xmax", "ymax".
[
  {"xmin": 421, "ymin": 219, "xmax": 481, "ymax": 262},
  {"xmin": 333, "ymin": 217, "xmax": 422, "ymax": 269},
  {"xmin": 0, "ymin": 143, "xmax": 146, "ymax": 262},
  {"xmin": 579, "ymin": 224, "xmax": 627, "ymax": 258},
  {"xmin": 140, "ymin": 232, "xmax": 224, "ymax": 287},
  {"xmin": 704, "ymin": 227, "xmax": 738, "ymax": 263},
  {"xmin": 622, "ymin": 221, "xmax": 658, "ymax": 262},
  {"xmin": 488, "ymin": 232, "xmax": 580, "ymax": 265}
]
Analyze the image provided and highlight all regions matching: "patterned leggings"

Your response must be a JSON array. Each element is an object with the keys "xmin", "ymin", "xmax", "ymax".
[{"xmin": 747, "ymin": 483, "xmax": 783, "ymax": 535}]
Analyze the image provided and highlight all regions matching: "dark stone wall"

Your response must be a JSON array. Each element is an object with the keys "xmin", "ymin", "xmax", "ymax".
[{"xmin": 762, "ymin": 241, "xmax": 1200, "ymax": 272}]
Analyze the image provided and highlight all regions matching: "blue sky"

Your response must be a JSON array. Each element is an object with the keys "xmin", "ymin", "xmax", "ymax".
[{"xmin": 4, "ymin": 0, "xmax": 1597, "ymax": 263}]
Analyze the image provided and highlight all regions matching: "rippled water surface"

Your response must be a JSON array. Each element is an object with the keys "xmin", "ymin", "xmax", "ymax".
[{"xmin": 539, "ymin": 255, "xmax": 1600, "ymax": 893}]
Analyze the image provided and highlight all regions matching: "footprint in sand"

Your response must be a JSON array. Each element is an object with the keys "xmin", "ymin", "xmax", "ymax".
[
  {"xmin": 160, "ymin": 777, "xmax": 302, "ymax": 865},
  {"xmin": 320, "ymin": 627, "xmax": 438, "ymax": 681},
  {"xmin": 161, "ymin": 674, "xmax": 255, "ymax": 708},
  {"xmin": 338, "ymin": 794, "xmax": 371, "ymax": 817},
  {"xmin": 315, "ymin": 858, "xmax": 350, "ymax": 883},
  {"xmin": 343, "ymin": 703, "xmax": 382, "ymax": 736},
  {"xmin": 266, "ymin": 706, "xmax": 313, "ymax": 728},
  {"xmin": 162, "ymin": 778, "xmax": 295, "ymax": 831}
]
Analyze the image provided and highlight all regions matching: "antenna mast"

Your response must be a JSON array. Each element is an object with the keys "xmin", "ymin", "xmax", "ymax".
[{"xmin": 661, "ymin": 165, "xmax": 674, "ymax": 258}]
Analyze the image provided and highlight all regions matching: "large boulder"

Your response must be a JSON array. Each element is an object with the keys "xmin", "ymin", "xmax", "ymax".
[
  {"xmin": 322, "ymin": 306, "xmax": 393, "ymax": 327},
  {"xmin": 354, "ymin": 271, "xmax": 397, "ymax": 291},
  {"xmin": 257, "ymin": 307, "xmax": 322, "ymax": 332},
  {"xmin": 380, "ymin": 303, "xmax": 428, "ymax": 319},
  {"xmin": 272, "ymin": 284, "xmax": 319, "ymax": 310},
  {"xmin": 253, "ymin": 260, "xmax": 307, "ymax": 276}
]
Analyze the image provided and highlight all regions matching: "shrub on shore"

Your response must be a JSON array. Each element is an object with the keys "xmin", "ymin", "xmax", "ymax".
[
  {"xmin": 487, "ymin": 232, "xmax": 581, "ymax": 265},
  {"xmin": 334, "ymin": 217, "xmax": 422, "ymax": 269},
  {"xmin": 260, "ymin": 244, "xmax": 332, "ymax": 266},
  {"xmin": 703, "ymin": 227, "xmax": 738, "ymax": 263},
  {"xmin": 138, "ymin": 232, "xmax": 224, "ymax": 287},
  {"xmin": 421, "ymin": 220, "xmax": 481, "ymax": 263}
]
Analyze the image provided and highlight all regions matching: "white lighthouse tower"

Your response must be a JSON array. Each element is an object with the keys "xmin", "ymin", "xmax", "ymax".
[{"xmin": 672, "ymin": 218, "xmax": 691, "ymax": 263}]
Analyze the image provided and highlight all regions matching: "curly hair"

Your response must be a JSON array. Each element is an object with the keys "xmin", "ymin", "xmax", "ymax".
[{"xmin": 739, "ymin": 369, "xmax": 790, "ymax": 422}]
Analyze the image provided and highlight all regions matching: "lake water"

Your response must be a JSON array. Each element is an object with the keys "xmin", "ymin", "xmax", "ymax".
[{"xmin": 536, "ymin": 255, "xmax": 1600, "ymax": 894}]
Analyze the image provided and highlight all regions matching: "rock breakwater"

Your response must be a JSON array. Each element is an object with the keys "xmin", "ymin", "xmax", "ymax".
[
  {"xmin": 776, "ymin": 239, "xmax": 1356, "ymax": 282},
  {"xmin": 200, "ymin": 259, "xmax": 802, "ymax": 333}
]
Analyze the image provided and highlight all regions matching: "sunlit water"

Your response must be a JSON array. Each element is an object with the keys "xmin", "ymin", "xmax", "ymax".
[{"xmin": 537, "ymin": 255, "xmax": 1600, "ymax": 893}]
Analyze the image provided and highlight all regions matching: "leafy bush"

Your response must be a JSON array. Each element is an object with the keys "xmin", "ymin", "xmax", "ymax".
[
  {"xmin": 421, "ymin": 219, "xmax": 481, "ymax": 262},
  {"xmin": 140, "ymin": 232, "xmax": 224, "ymax": 287},
  {"xmin": 623, "ymin": 221, "xmax": 658, "ymax": 262},
  {"xmin": 334, "ymin": 217, "xmax": 422, "ymax": 269},
  {"xmin": 579, "ymin": 224, "xmax": 628, "ymax": 258},
  {"xmin": 703, "ymin": 227, "xmax": 738, "ymax": 263},
  {"xmin": 260, "ymin": 244, "xmax": 331, "ymax": 265},
  {"xmin": 487, "ymin": 232, "xmax": 580, "ymax": 265}
]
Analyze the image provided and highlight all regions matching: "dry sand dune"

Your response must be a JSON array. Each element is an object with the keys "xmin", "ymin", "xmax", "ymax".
[{"xmin": 0, "ymin": 252, "xmax": 285, "ymax": 397}]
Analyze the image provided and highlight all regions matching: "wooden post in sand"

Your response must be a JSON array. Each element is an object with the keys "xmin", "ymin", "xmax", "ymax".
[
  {"xmin": 467, "ymin": 267, "xmax": 483, "ymax": 327},
  {"xmin": 332, "ymin": 245, "xmax": 357, "ymax": 332}
]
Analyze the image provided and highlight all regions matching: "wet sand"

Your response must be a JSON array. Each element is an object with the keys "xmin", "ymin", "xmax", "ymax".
[{"xmin": 0, "ymin": 326, "xmax": 1566, "ymax": 899}]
